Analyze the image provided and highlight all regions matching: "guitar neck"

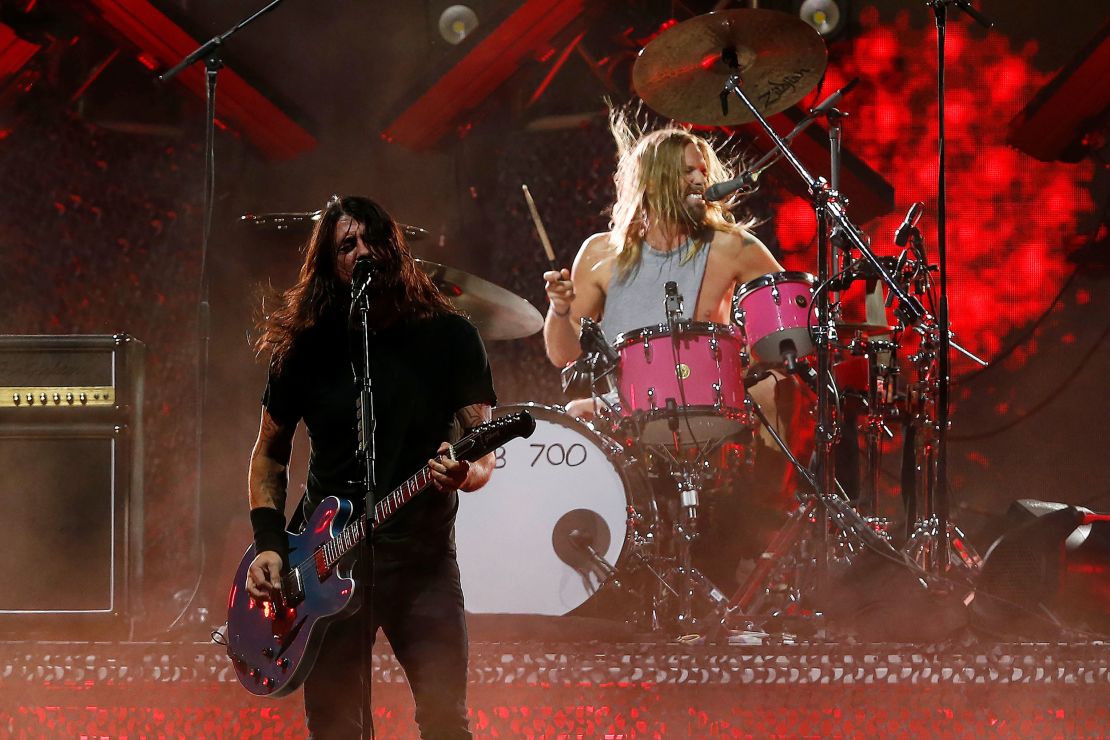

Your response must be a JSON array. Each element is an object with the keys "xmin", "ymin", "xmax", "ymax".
[
  {"xmin": 320, "ymin": 433, "xmax": 484, "ymax": 571},
  {"xmin": 318, "ymin": 463, "xmax": 433, "ymax": 571}
]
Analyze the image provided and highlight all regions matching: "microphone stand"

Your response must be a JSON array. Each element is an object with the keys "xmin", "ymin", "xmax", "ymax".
[
  {"xmin": 156, "ymin": 0, "xmax": 287, "ymax": 632},
  {"xmin": 706, "ymin": 78, "xmax": 859, "ymax": 204},
  {"xmin": 922, "ymin": 0, "xmax": 994, "ymax": 573},
  {"xmin": 352, "ymin": 268, "xmax": 378, "ymax": 740}
]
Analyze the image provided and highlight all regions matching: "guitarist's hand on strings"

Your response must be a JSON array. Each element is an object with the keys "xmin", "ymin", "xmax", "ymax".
[
  {"xmin": 429, "ymin": 442, "xmax": 470, "ymax": 492},
  {"xmin": 246, "ymin": 551, "xmax": 284, "ymax": 600}
]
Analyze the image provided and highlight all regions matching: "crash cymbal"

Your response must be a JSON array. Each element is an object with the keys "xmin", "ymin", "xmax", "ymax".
[
  {"xmin": 415, "ymin": 259, "xmax": 543, "ymax": 341},
  {"xmin": 633, "ymin": 9, "xmax": 827, "ymax": 126},
  {"xmin": 240, "ymin": 211, "xmax": 430, "ymax": 241}
]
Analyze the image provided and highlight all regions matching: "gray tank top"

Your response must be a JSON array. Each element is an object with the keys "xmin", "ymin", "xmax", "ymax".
[{"xmin": 599, "ymin": 238, "xmax": 710, "ymax": 342}]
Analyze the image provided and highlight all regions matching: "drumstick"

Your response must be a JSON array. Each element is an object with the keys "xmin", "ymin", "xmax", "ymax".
[{"xmin": 522, "ymin": 184, "xmax": 559, "ymax": 273}]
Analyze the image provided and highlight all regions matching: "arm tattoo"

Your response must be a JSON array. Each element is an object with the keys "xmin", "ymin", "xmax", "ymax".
[
  {"xmin": 455, "ymin": 403, "xmax": 492, "ymax": 433},
  {"xmin": 249, "ymin": 412, "xmax": 297, "ymax": 511}
]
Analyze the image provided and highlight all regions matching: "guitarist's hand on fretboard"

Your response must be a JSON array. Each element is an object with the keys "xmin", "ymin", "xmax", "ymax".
[
  {"xmin": 246, "ymin": 550, "xmax": 284, "ymax": 600},
  {"xmin": 429, "ymin": 441, "xmax": 471, "ymax": 492}
]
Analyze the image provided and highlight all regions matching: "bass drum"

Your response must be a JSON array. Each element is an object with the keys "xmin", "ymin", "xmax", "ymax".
[{"xmin": 455, "ymin": 403, "xmax": 644, "ymax": 616}]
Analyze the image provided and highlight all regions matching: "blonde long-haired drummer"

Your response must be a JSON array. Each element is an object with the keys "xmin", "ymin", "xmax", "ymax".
[{"xmin": 541, "ymin": 112, "xmax": 784, "ymax": 428}]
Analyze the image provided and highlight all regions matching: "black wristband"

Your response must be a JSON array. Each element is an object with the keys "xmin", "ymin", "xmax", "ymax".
[{"xmin": 250, "ymin": 507, "xmax": 289, "ymax": 565}]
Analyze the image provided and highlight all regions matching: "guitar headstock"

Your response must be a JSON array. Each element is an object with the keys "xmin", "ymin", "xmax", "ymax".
[{"xmin": 461, "ymin": 411, "xmax": 535, "ymax": 460}]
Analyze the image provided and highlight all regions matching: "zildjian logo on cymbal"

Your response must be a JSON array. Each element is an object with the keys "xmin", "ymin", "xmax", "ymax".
[{"xmin": 760, "ymin": 68, "xmax": 814, "ymax": 108}]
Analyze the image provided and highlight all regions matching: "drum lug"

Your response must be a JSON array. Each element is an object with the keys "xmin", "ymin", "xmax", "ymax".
[
  {"xmin": 642, "ymin": 334, "xmax": 652, "ymax": 363},
  {"xmin": 771, "ymin": 280, "xmax": 781, "ymax": 305},
  {"xmin": 647, "ymin": 386, "xmax": 656, "ymax": 411},
  {"xmin": 713, "ymin": 381, "xmax": 722, "ymax": 408},
  {"xmin": 708, "ymin": 333, "xmax": 718, "ymax": 358}
]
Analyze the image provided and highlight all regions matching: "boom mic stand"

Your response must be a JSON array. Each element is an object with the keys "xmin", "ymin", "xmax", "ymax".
[{"xmin": 157, "ymin": 0, "xmax": 287, "ymax": 633}]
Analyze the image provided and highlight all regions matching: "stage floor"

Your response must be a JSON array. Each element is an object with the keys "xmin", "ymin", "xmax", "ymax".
[{"xmin": 1, "ymin": 635, "xmax": 1107, "ymax": 737}]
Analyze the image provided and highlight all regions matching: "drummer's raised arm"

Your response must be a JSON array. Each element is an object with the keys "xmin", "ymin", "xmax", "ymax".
[{"xmin": 543, "ymin": 232, "xmax": 609, "ymax": 368}]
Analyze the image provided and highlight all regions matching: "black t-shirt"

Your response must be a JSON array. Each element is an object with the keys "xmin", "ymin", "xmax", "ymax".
[{"xmin": 262, "ymin": 310, "xmax": 497, "ymax": 556}]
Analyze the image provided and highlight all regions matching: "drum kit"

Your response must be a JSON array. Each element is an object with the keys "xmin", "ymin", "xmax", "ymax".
[{"xmin": 246, "ymin": 8, "xmax": 993, "ymax": 638}]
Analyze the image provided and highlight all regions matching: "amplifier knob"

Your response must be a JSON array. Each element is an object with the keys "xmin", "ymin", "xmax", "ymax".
[
  {"xmin": 52, "ymin": 393, "xmax": 60, "ymax": 404},
  {"xmin": 66, "ymin": 393, "xmax": 74, "ymax": 404},
  {"xmin": 79, "ymin": 393, "xmax": 87, "ymax": 404},
  {"xmin": 26, "ymin": 393, "xmax": 34, "ymax": 405},
  {"xmin": 39, "ymin": 393, "xmax": 47, "ymax": 404},
  {"xmin": 12, "ymin": 393, "xmax": 19, "ymax": 405}
]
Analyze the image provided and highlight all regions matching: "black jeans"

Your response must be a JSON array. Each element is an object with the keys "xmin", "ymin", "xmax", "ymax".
[{"xmin": 303, "ymin": 552, "xmax": 471, "ymax": 739}]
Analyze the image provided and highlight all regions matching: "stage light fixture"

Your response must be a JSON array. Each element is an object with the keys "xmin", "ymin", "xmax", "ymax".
[
  {"xmin": 438, "ymin": 5, "xmax": 479, "ymax": 45},
  {"xmin": 798, "ymin": 0, "xmax": 847, "ymax": 39}
]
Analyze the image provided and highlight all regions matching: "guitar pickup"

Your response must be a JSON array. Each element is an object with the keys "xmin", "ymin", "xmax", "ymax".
[{"xmin": 284, "ymin": 566, "xmax": 305, "ymax": 604}]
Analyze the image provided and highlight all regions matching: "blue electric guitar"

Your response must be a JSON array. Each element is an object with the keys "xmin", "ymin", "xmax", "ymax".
[{"xmin": 226, "ymin": 411, "xmax": 535, "ymax": 697}]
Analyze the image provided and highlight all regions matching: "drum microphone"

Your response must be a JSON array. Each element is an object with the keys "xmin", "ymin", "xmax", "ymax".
[
  {"xmin": 894, "ymin": 202, "xmax": 925, "ymax": 247},
  {"xmin": 664, "ymin": 282, "xmax": 684, "ymax": 329},
  {"xmin": 779, "ymin": 339, "xmax": 799, "ymax": 374},
  {"xmin": 579, "ymin": 317, "xmax": 620, "ymax": 366}
]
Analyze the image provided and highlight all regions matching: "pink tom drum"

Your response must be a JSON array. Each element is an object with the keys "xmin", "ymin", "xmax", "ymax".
[
  {"xmin": 733, "ymin": 271, "xmax": 816, "ymax": 366},
  {"xmin": 613, "ymin": 321, "xmax": 748, "ymax": 447}
]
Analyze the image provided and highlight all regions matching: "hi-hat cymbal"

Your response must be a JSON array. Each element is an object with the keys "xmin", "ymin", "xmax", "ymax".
[
  {"xmin": 415, "ymin": 259, "xmax": 543, "ymax": 341},
  {"xmin": 240, "ymin": 210, "xmax": 430, "ymax": 241},
  {"xmin": 633, "ymin": 9, "xmax": 827, "ymax": 126}
]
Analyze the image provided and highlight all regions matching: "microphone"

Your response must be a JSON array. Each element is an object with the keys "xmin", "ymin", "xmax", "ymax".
[
  {"xmin": 579, "ymin": 317, "xmax": 619, "ymax": 366},
  {"xmin": 663, "ymin": 281, "xmax": 685, "ymax": 340},
  {"xmin": 810, "ymin": 76, "xmax": 860, "ymax": 118},
  {"xmin": 350, "ymin": 257, "xmax": 379, "ymax": 306},
  {"xmin": 703, "ymin": 171, "xmax": 756, "ymax": 203},
  {"xmin": 894, "ymin": 202, "xmax": 925, "ymax": 247},
  {"xmin": 779, "ymin": 338, "xmax": 799, "ymax": 374},
  {"xmin": 352, "ymin": 257, "xmax": 375, "ymax": 283}
]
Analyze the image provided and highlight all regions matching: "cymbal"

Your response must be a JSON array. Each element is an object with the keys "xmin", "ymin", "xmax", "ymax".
[
  {"xmin": 240, "ymin": 211, "xmax": 430, "ymax": 241},
  {"xmin": 633, "ymin": 9, "xmax": 827, "ymax": 126},
  {"xmin": 835, "ymin": 322, "xmax": 897, "ymax": 337},
  {"xmin": 415, "ymin": 259, "xmax": 543, "ymax": 341}
]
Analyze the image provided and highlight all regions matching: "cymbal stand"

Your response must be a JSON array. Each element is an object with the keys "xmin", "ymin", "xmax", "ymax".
[
  {"xmin": 720, "ymin": 48, "xmax": 923, "ymax": 591},
  {"xmin": 711, "ymin": 52, "xmax": 928, "ymax": 638}
]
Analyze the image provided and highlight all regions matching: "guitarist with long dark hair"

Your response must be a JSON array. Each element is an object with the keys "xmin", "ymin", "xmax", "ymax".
[{"xmin": 244, "ymin": 195, "xmax": 496, "ymax": 738}]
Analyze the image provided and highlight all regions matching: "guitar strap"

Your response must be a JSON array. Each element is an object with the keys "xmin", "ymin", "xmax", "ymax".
[{"xmin": 288, "ymin": 489, "xmax": 309, "ymax": 534}]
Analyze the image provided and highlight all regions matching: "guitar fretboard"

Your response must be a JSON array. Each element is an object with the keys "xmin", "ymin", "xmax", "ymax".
[
  {"xmin": 320, "ymin": 463, "xmax": 436, "ymax": 571},
  {"xmin": 309, "ymin": 414, "xmax": 526, "ymax": 576}
]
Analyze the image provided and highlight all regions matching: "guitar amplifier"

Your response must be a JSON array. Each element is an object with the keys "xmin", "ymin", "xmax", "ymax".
[{"xmin": 0, "ymin": 335, "xmax": 144, "ymax": 637}]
